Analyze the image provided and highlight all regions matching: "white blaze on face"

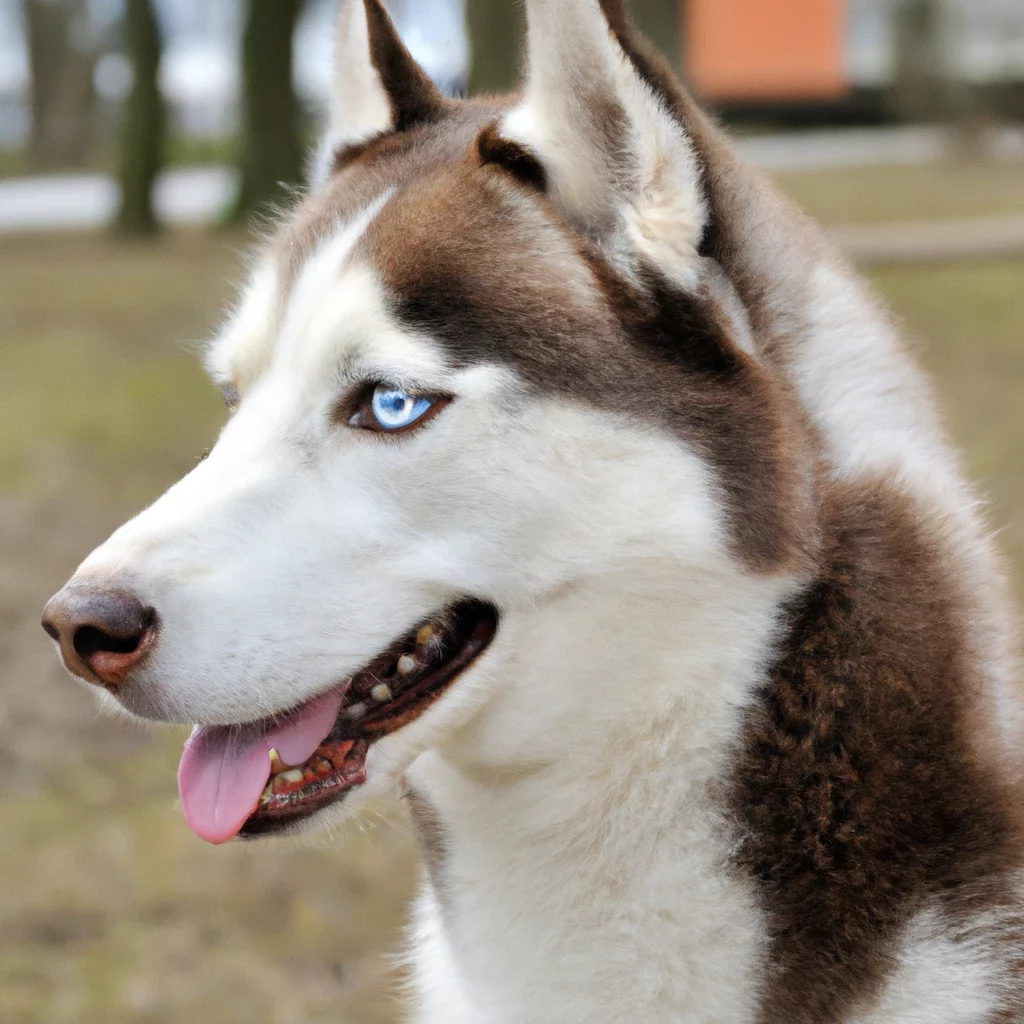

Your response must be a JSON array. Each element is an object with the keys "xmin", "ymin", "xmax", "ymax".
[{"xmin": 74, "ymin": 181, "xmax": 734, "ymax": 813}]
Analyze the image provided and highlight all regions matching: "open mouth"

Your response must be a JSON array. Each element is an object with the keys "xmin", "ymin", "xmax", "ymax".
[{"xmin": 177, "ymin": 599, "xmax": 498, "ymax": 844}]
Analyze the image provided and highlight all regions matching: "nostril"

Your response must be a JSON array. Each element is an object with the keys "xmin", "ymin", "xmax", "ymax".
[
  {"xmin": 73, "ymin": 622, "xmax": 149, "ymax": 662},
  {"xmin": 42, "ymin": 620, "xmax": 60, "ymax": 643}
]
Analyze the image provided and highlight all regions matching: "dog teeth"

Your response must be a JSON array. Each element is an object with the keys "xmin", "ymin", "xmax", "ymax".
[
  {"xmin": 416, "ymin": 625, "xmax": 434, "ymax": 647},
  {"xmin": 259, "ymin": 783, "xmax": 273, "ymax": 806},
  {"xmin": 345, "ymin": 702, "xmax": 367, "ymax": 721},
  {"xmin": 371, "ymin": 683, "xmax": 393, "ymax": 703},
  {"xmin": 279, "ymin": 769, "xmax": 305, "ymax": 785},
  {"xmin": 268, "ymin": 748, "xmax": 286, "ymax": 775},
  {"xmin": 397, "ymin": 655, "xmax": 418, "ymax": 677}
]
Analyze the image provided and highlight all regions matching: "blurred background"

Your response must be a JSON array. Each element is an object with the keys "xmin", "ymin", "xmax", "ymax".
[{"xmin": 0, "ymin": 1, "xmax": 1022, "ymax": 1021}]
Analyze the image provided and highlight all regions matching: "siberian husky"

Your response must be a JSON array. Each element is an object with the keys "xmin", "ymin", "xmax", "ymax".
[{"xmin": 43, "ymin": 0, "xmax": 1024, "ymax": 1020}]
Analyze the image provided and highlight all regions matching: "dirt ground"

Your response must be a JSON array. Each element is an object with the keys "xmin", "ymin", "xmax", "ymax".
[{"xmin": 1, "ymin": 167, "xmax": 1022, "ymax": 1022}]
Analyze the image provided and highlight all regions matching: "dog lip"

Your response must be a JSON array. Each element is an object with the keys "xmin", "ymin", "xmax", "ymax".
[{"xmin": 237, "ymin": 598, "xmax": 499, "ymax": 838}]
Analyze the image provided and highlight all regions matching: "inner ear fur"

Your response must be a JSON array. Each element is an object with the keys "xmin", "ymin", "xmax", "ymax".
[{"xmin": 500, "ymin": 0, "xmax": 708, "ymax": 274}]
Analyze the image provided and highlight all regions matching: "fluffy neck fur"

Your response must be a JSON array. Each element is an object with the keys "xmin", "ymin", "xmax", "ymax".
[{"xmin": 405, "ymin": 565, "xmax": 800, "ymax": 1022}]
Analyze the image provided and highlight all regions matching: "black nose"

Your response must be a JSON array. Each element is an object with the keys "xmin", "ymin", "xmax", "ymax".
[{"xmin": 42, "ymin": 585, "xmax": 156, "ymax": 689}]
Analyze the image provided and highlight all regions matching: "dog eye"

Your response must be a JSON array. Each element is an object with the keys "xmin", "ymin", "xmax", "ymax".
[{"xmin": 349, "ymin": 385, "xmax": 445, "ymax": 434}]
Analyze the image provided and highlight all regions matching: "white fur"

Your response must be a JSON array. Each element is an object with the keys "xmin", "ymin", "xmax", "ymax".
[
  {"xmin": 852, "ymin": 900, "xmax": 1022, "ymax": 1023},
  {"xmin": 205, "ymin": 262, "xmax": 281, "ymax": 394},
  {"xmin": 407, "ymin": 897, "xmax": 476, "ymax": 1024},
  {"xmin": 403, "ymin": 560, "xmax": 796, "ymax": 1023}
]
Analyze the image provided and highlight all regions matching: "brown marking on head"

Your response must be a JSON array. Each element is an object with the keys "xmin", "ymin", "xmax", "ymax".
[
  {"xmin": 272, "ymin": 100, "xmax": 509, "ymax": 296},
  {"xmin": 732, "ymin": 478, "xmax": 1024, "ymax": 1022},
  {"xmin": 330, "ymin": 137, "xmax": 378, "ymax": 177},
  {"xmin": 356, "ymin": 154, "xmax": 814, "ymax": 573}
]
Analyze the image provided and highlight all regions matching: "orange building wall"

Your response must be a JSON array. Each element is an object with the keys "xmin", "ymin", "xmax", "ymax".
[{"xmin": 685, "ymin": 0, "xmax": 847, "ymax": 102}]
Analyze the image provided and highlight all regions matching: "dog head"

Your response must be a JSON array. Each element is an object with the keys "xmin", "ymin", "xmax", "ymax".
[{"xmin": 43, "ymin": 0, "xmax": 812, "ymax": 843}]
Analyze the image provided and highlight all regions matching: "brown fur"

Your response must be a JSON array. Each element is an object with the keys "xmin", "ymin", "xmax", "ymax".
[
  {"xmin": 733, "ymin": 479, "xmax": 1024, "ymax": 1022},
  {"xmin": 274, "ymin": 5, "xmax": 818, "ymax": 573}
]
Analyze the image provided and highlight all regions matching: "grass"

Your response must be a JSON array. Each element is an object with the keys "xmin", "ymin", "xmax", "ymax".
[
  {"xmin": 873, "ymin": 261, "xmax": 1024, "ymax": 578},
  {"xmin": 0, "ymin": 170, "xmax": 1022, "ymax": 1022},
  {"xmin": 0, "ymin": 233, "xmax": 232, "ymax": 501}
]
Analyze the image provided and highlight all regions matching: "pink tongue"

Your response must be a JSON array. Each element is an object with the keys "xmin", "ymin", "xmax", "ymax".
[{"xmin": 177, "ymin": 690, "xmax": 345, "ymax": 844}]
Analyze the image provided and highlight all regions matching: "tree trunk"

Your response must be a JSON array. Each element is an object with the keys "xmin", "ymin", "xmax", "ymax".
[
  {"xmin": 465, "ymin": 0, "xmax": 682, "ymax": 94},
  {"xmin": 235, "ymin": 0, "xmax": 304, "ymax": 221},
  {"xmin": 632, "ymin": 0, "xmax": 682, "ymax": 74},
  {"xmin": 25, "ymin": 0, "xmax": 97, "ymax": 170},
  {"xmin": 466, "ymin": 0, "xmax": 522, "ymax": 96},
  {"xmin": 891, "ymin": 0, "xmax": 973, "ymax": 122},
  {"xmin": 116, "ymin": 0, "xmax": 165, "ymax": 237}
]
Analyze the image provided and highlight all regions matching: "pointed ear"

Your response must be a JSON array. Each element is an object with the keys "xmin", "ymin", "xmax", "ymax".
[
  {"xmin": 501, "ymin": 0, "xmax": 706, "ymax": 278},
  {"xmin": 312, "ymin": 0, "xmax": 446, "ymax": 184}
]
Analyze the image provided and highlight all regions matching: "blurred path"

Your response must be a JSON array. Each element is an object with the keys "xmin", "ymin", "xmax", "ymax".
[
  {"xmin": 0, "ymin": 166, "xmax": 236, "ymax": 232},
  {"xmin": 831, "ymin": 214, "xmax": 1024, "ymax": 264}
]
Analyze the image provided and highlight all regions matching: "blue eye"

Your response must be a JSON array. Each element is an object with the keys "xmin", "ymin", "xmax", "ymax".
[{"xmin": 370, "ymin": 386, "xmax": 435, "ymax": 431}]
